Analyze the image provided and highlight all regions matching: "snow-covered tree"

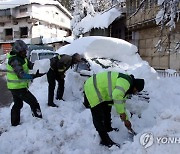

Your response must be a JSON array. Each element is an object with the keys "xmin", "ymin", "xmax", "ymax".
[
  {"xmin": 71, "ymin": 0, "xmax": 96, "ymax": 38},
  {"xmin": 91, "ymin": 0, "xmax": 113, "ymax": 12},
  {"xmin": 71, "ymin": 0, "xmax": 124, "ymax": 38},
  {"xmin": 156, "ymin": 0, "xmax": 180, "ymax": 30},
  {"xmin": 60, "ymin": 0, "xmax": 73, "ymax": 11}
]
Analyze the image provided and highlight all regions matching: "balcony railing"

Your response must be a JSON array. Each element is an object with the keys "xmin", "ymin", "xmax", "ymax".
[{"xmin": 156, "ymin": 70, "xmax": 180, "ymax": 77}]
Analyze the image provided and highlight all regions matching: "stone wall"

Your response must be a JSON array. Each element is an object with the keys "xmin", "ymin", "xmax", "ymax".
[{"xmin": 137, "ymin": 23, "xmax": 180, "ymax": 70}]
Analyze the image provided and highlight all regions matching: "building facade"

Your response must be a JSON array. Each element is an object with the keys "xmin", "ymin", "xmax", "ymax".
[
  {"xmin": 0, "ymin": 2, "xmax": 72, "ymax": 54},
  {"xmin": 126, "ymin": 0, "xmax": 180, "ymax": 70}
]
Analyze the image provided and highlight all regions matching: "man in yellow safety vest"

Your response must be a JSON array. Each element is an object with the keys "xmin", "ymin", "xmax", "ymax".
[
  {"xmin": 7, "ymin": 40, "xmax": 45, "ymax": 126},
  {"xmin": 84, "ymin": 71, "xmax": 145, "ymax": 148}
]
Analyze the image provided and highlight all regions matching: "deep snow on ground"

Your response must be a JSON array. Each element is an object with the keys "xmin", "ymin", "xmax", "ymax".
[{"xmin": 1, "ymin": 36, "xmax": 180, "ymax": 154}]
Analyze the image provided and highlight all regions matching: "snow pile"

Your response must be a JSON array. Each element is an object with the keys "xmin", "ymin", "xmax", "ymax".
[
  {"xmin": 57, "ymin": 36, "xmax": 141, "ymax": 65},
  {"xmin": 32, "ymin": 59, "xmax": 50, "ymax": 74}
]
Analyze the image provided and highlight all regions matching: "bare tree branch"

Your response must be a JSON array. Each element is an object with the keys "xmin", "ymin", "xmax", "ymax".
[{"xmin": 128, "ymin": 0, "xmax": 147, "ymax": 19}]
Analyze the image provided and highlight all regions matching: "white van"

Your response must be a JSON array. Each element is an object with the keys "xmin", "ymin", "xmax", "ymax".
[
  {"xmin": 27, "ymin": 45, "xmax": 58, "ymax": 63},
  {"xmin": 29, "ymin": 50, "xmax": 58, "ymax": 63}
]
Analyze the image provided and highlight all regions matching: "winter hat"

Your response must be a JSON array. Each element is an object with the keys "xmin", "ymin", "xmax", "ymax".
[
  {"xmin": 72, "ymin": 53, "xmax": 82, "ymax": 64},
  {"xmin": 12, "ymin": 40, "xmax": 28, "ymax": 54},
  {"xmin": 134, "ymin": 79, "xmax": 145, "ymax": 92}
]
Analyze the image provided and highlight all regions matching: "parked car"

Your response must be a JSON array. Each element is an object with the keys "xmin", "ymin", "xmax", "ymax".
[
  {"xmin": 56, "ymin": 36, "xmax": 151, "ymax": 116},
  {"xmin": 27, "ymin": 45, "xmax": 58, "ymax": 63}
]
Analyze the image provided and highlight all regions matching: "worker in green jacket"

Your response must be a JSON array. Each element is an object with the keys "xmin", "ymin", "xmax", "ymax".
[
  {"xmin": 84, "ymin": 71, "xmax": 145, "ymax": 148},
  {"xmin": 7, "ymin": 40, "xmax": 45, "ymax": 126}
]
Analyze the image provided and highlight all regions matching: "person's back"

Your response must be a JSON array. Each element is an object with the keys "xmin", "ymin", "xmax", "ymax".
[
  {"xmin": 50, "ymin": 54, "xmax": 72, "ymax": 74},
  {"xmin": 47, "ymin": 53, "xmax": 82, "ymax": 107},
  {"xmin": 84, "ymin": 71, "xmax": 132, "ymax": 108},
  {"xmin": 83, "ymin": 71, "xmax": 144, "ymax": 148}
]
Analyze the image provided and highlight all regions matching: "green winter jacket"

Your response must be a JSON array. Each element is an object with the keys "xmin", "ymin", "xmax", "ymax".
[
  {"xmin": 7, "ymin": 54, "xmax": 30, "ymax": 89},
  {"xmin": 84, "ymin": 71, "xmax": 133, "ymax": 116}
]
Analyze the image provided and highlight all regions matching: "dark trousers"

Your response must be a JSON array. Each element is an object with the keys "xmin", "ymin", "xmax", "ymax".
[
  {"xmin": 47, "ymin": 69, "xmax": 65, "ymax": 105},
  {"xmin": 90, "ymin": 101, "xmax": 112, "ymax": 132},
  {"xmin": 90, "ymin": 101, "xmax": 114, "ymax": 144},
  {"xmin": 10, "ymin": 88, "xmax": 42, "ymax": 126}
]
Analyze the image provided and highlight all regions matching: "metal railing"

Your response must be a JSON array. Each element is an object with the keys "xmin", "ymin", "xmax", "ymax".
[{"xmin": 156, "ymin": 70, "xmax": 180, "ymax": 77}]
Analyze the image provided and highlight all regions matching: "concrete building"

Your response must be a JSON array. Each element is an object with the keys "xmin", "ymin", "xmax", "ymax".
[
  {"xmin": 126, "ymin": 0, "xmax": 180, "ymax": 70},
  {"xmin": 0, "ymin": 1, "xmax": 72, "ymax": 54}
]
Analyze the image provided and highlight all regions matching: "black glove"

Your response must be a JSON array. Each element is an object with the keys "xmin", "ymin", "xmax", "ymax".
[{"xmin": 32, "ymin": 70, "xmax": 46, "ymax": 79}]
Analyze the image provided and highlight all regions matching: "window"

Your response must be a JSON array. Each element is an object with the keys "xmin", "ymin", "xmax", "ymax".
[
  {"xmin": 39, "ymin": 53, "xmax": 58, "ymax": 60},
  {"xmin": 20, "ymin": 27, "xmax": 28, "ymax": 38},
  {"xmin": 19, "ymin": 8, "xmax": 27, "ymax": 13},
  {"xmin": 5, "ymin": 28, "xmax": 12, "ymax": 36}
]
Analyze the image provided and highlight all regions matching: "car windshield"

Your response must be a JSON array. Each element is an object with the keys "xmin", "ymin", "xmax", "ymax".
[{"xmin": 39, "ymin": 52, "xmax": 58, "ymax": 60}]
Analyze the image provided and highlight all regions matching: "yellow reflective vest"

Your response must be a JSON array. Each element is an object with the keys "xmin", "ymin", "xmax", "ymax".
[
  {"xmin": 6, "ymin": 54, "xmax": 30, "ymax": 89},
  {"xmin": 84, "ymin": 71, "xmax": 132, "ymax": 116}
]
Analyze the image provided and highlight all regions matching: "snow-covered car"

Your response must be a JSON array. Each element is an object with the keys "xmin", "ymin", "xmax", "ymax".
[
  {"xmin": 57, "ymin": 36, "xmax": 153, "ymax": 116},
  {"xmin": 57, "ymin": 36, "xmax": 143, "ymax": 75}
]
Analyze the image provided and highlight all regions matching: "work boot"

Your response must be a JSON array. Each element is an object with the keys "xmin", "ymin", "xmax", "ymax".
[
  {"xmin": 32, "ymin": 108, "xmax": 43, "ymax": 118},
  {"xmin": 100, "ymin": 139, "xmax": 120, "ymax": 148},
  {"xmin": 56, "ymin": 96, "xmax": 65, "ymax": 101},
  {"xmin": 48, "ymin": 103, "xmax": 58, "ymax": 108},
  {"xmin": 11, "ymin": 108, "xmax": 21, "ymax": 126},
  {"xmin": 98, "ymin": 131, "xmax": 120, "ymax": 148}
]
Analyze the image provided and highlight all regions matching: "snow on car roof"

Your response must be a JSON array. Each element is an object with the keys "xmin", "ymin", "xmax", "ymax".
[{"xmin": 56, "ymin": 36, "xmax": 142, "ymax": 65}]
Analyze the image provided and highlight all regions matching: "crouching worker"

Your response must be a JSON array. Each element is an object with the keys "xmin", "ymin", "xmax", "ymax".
[
  {"xmin": 84, "ymin": 71, "xmax": 145, "ymax": 148},
  {"xmin": 7, "ymin": 40, "xmax": 45, "ymax": 126}
]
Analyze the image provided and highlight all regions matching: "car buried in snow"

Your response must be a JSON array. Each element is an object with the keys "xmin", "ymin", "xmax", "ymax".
[{"xmin": 56, "ymin": 36, "xmax": 150, "ymax": 117}]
